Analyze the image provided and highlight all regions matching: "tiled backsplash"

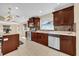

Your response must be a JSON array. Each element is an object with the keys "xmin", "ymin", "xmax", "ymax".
[
  {"xmin": 54, "ymin": 23, "xmax": 76, "ymax": 32},
  {"xmin": 54, "ymin": 26, "xmax": 72, "ymax": 31}
]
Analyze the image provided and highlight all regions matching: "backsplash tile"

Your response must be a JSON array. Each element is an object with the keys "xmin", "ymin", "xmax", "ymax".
[{"xmin": 54, "ymin": 24, "xmax": 76, "ymax": 32}]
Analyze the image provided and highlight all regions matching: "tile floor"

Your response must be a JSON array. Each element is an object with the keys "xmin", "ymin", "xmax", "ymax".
[{"xmin": 4, "ymin": 38, "xmax": 69, "ymax": 56}]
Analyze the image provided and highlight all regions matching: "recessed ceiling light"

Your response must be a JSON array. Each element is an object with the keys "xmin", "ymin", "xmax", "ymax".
[
  {"xmin": 15, "ymin": 7, "xmax": 19, "ymax": 9},
  {"xmin": 52, "ymin": 9, "xmax": 55, "ymax": 12},
  {"xmin": 40, "ymin": 11, "xmax": 42, "ymax": 13}
]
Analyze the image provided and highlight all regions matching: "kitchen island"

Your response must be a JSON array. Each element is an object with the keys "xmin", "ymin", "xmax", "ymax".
[{"xmin": 0, "ymin": 33, "xmax": 19, "ymax": 55}]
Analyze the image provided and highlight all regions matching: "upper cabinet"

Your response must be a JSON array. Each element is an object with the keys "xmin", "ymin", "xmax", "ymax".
[
  {"xmin": 34, "ymin": 17, "xmax": 40, "ymax": 28},
  {"xmin": 28, "ymin": 18, "xmax": 34, "ymax": 27},
  {"xmin": 28, "ymin": 17, "xmax": 40, "ymax": 30},
  {"xmin": 53, "ymin": 6, "xmax": 74, "ymax": 26}
]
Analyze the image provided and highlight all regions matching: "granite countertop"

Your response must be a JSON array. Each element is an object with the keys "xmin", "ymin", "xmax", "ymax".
[{"xmin": 34, "ymin": 30, "xmax": 76, "ymax": 36}]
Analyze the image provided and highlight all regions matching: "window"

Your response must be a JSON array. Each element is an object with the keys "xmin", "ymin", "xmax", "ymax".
[{"xmin": 41, "ymin": 21, "xmax": 54, "ymax": 30}]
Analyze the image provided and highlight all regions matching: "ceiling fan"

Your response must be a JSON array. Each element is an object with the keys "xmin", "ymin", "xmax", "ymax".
[{"xmin": 0, "ymin": 7, "xmax": 20, "ymax": 21}]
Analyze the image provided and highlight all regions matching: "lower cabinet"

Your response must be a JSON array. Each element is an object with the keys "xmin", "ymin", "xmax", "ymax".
[
  {"xmin": 31, "ymin": 32, "xmax": 76, "ymax": 56},
  {"xmin": 38, "ymin": 33, "xmax": 48, "ymax": 46},
  {"xmin": 31, "ymin": 32, "xmax": 38, "ymax": 42},
  {"xmin": 2, "ymin": 34, "xmax": 19, "ymax": 55},
  {"xmin": 60, "ymin": 35, "xmax": 76, "ymax": 56},
  {"xmin": 31, "ymin": 32, "xmax": 48, "ymax": 46}
]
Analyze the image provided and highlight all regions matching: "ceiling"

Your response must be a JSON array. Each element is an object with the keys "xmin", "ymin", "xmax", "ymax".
[{"xmin": 0, "ymin": 3, "xmax": 73, "ymax": 24}]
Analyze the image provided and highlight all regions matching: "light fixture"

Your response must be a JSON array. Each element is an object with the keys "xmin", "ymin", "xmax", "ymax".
[
  {"xmin": 39, "ymin": 11, "xmax": 42, "ymax": 13},
  {"xmin": 15, "ymin": 7, "xmax": 19, "ymax": 9},
  {"xmin": 4, "ymin": 7, "xmax": 20, "ymax": 21}
]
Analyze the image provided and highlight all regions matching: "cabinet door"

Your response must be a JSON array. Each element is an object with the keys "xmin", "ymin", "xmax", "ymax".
[
  {"xmin": 63, "ymin": 6, "xmax": 74, "ymax": 25},
  {"xmin": 31, "ymin": 32, "xmax": 38, "ymax": 42},
  {"xmin": 53, "ymin": 6, "xmax": 74, "ymax": 26},
  {"xmin": 2, "ymin": 34, "xmax": 19, "ymax": 55},
  {"xmin": 60, "ymin": 35, "xmax": 76, "ymax": 56},
  {"xmin": 32, "ymin": 32, "xmax": 48, "ymax": 46},
  {"xmin": 53, "ymin": 11, "xmax": 64, "ymax": 26},
  {"xmin": 34, "ymin": 18, "xmax": 40, "ymax": 26},
  {"xmin": 28, "ymin": 19, "xmax": 34, "ymax": 27},
  {"xmin": 38, "ymin": 33, "xmax": 48, "ymax": 46}
]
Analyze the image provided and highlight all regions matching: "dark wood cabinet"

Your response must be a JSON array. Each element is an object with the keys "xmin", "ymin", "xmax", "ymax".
[
  {"xmin": 28, "ymin": 18, "xmax": 34, "ymax": 27},
  {"xmin": 63, "ymin": 6, "xmax": 74, "ymax": 25},
  {"xmin": 60, "ymin": 35, "xmax": 76, "ymax": 56},
  {"xmin": 2, "ymin": 34, "xmax": 19, "ymax": 55},
  {"xmin": 31, "ymin": 32, "xmax": 48, "ymax": 46},
  {"xmin": 31, "ymin": 32, "xmax": 38, "ymax": 42},
  {"xmin": 38, "ymin": 33, "xmax": 48, "ymax": 46},
  {"xmin": 53, "ymin": 6, "xmax": 74, "ymax": 26},
  {"xmin": 53, "ymin": 10, "xmax": 64, "ymax": 25},
  {"xmin": 28, "ymin": 17, "xmax": 40, "ymax": 30},
  {"xmin": 31, "ymin": 32, "xmax": 76, "ymax": 56},
  {"xmin": 34, "ymin": 18, "xmax": 40, "ymax": 26}
]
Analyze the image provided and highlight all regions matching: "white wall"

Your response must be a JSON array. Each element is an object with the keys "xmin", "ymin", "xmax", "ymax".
[
  {"xmin": 19, "ymin": 24, "xmax": 25, "ymax": 37},
  {"xmin": 74, "ymin": 3, "xmax": 79, "ymax": 56},
  {"xmin": 0, "ymin": 24, "xmax": 19, "ymax": 34},
  {"xmin": 40, "ymin": 13, "xmax": 54, "ymax": 30}
]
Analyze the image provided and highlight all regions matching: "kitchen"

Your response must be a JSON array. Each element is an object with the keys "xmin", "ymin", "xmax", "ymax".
[
  {"xmin": 26, "ymin": 4, "xmax": 76, "ymax": 56},
  {"xmin": 0, "ymin": 3, "xmax": 77, "ymax": 56}
]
